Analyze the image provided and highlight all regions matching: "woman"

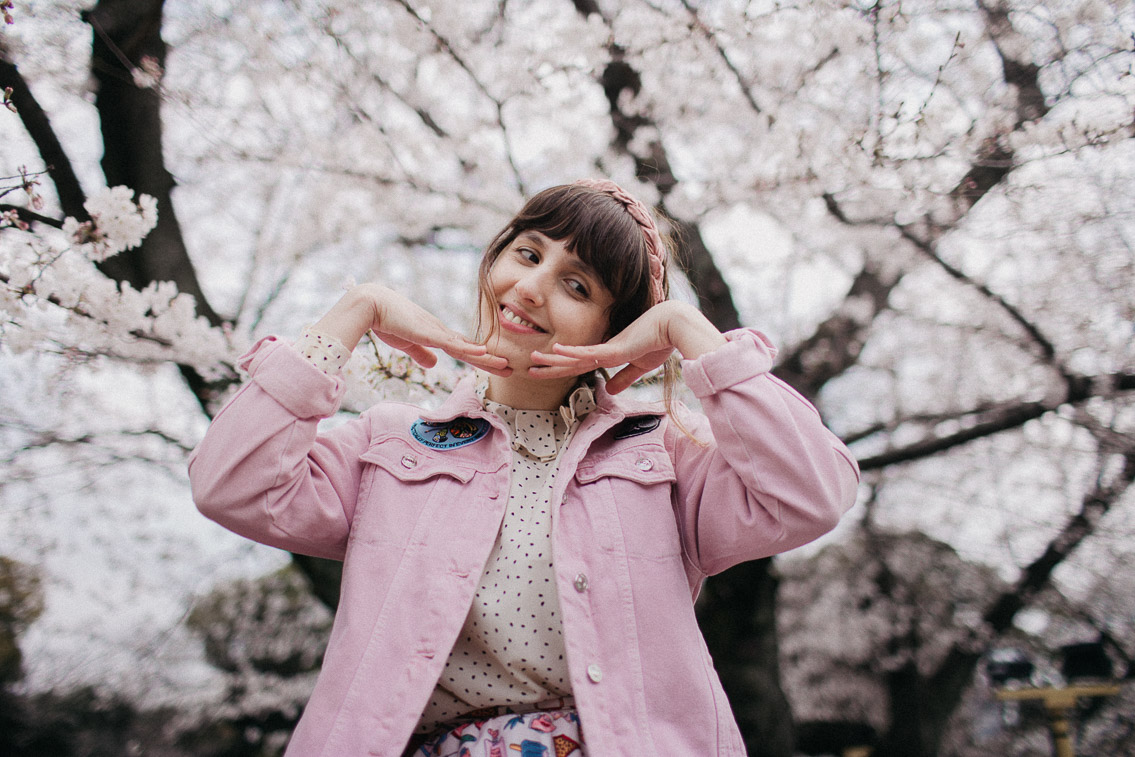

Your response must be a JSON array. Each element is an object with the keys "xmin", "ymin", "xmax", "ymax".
[{"xmin": 189, "ymin": 179, "xmax": 860, "ymax": 756}]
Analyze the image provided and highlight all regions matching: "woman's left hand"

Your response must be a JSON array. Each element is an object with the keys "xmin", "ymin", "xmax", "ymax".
[{"xmin": 529, "ymin": 301, "xmax": 727, "ymax": 394}]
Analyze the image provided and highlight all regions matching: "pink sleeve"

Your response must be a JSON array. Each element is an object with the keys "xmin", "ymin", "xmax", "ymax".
[
  {"xmin": 669, "ymin": 329, "xmax": 860, "ymax": 576},
  {"xmin": 187, "ymin": 336, "xmax": 370, "ymax": 560}
]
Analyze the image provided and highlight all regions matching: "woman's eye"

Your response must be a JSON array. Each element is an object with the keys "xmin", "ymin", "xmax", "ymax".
[
  {"xmin": 567, "ymin": 279, "xmax": 590, "ymax": 298},
  {"xmin": 517, "ymin": 247, "xmax": 538, "ymax": 263}
]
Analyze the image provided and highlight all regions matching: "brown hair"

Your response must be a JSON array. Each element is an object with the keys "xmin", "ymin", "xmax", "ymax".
[{"xmin": 476, "ymin": 183, "xmax": 687, "ymax": 422}]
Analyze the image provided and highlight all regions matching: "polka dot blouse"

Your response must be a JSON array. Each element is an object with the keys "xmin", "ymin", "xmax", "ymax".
[{"xmin": 415, "ymin": 381, "xmax": 596, "ymax": 734}]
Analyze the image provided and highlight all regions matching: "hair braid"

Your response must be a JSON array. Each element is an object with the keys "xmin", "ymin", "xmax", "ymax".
[{"xmin": 572, "ymin": 179, "xmax": 667, "ymax": 306}]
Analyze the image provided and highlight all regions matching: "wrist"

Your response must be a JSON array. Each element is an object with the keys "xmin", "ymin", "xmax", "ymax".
[
  {"xmin": 664, "ymin": 302, "xmax": 727, "ymax": 360},
  {"xmin": 311, "ymin": 286, "xmax": 379, "ymax": 351}
]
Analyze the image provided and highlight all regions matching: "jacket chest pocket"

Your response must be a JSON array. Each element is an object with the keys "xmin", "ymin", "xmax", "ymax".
[
  {"xmin": 573, "ymin": 443, "xmax": 681, "ymax": 559},
  {"xmin": 353, "ymin": 437, "xmax": 501, "ymax": 546}
]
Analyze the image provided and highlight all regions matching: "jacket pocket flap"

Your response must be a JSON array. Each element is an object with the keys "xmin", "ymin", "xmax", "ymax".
[
  {"xmin": 360, "ymin": 437, "xmax": 502, "ymax": 483},
  {"xmin": 575, "ymin": 443, "xmax": 676, "ymax": 485}
]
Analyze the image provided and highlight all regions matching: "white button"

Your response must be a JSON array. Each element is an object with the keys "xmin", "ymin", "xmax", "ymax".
[
  {"xmin": 587, "ymin": 663, "xmax": 603, "ymax": 683},
  {"xmin": 635, "ymin": 458, "xmax": 653, "ymax": 471},
  {"xmin": 401, "ymin": 455, "xmax": 417, "ymax": 468},
  {"xmin": 573, "ymin": 573, "xmax": 589, "ymax": 592}
]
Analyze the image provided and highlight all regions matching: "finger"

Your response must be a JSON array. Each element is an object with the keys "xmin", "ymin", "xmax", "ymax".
[
  {"xmin": 369, "ymin": 333, "xmax": 437, "ymax": 367},
  {"xmin": 458, "ymin": 352, "xmax": 513, "ymax": 377},
  {"xmin": 550, "ymin": 342, "xmax": 610, "ymax": 357},
  {"xmin": 605, "ymin": 364, "xmax": 650, "ymax": 394},
  {"xmin": 529, "ymin": 350, "xmax": 585, "ymax": 367},
  {"xmin": 550, "ymin": 342, "xmax": 632, "ymax": 368},
  {"xmin": 438, "ymin": 336, "xmax": 505, "ymax": 363},
  {"xmin": 401, "ymin": 343, "xmax": 439, "ymax": 368},
  {"xmin": 378, "ymin": 327, "xmax": 487, "ymax": 364},
  {"xmin": 530, "ymin": 351, "xmax": 609, "ymax": 378},
  {"xmin": 440, "ymin": 338, "xmax": 492, "ymax": 359},
  {"xmin": 469, "ymin": 359, "xmax": 513, "ymax": 377},
  {"xmin": 444, "ymin": 336, "xmax": 488, "ymax": 352},
  {"xmin": 527, "ymin": 363, "xmax": 590, "ymax": 380}
]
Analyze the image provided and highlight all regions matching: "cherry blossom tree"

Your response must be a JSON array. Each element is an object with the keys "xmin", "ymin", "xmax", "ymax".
[{"xmin": 1, "ymin": 0, "xmax": 1133, "ymax": 755}]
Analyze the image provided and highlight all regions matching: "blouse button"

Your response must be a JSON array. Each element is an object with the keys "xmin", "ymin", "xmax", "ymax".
[
  {"xmin": 635, "ymin": 457, "xmax": 653, "ymax": 471},
  {"xmin": 587, "ymin": 663, "xmax": 603, "ymax": 683},
  {"xmin": 573, "ymin": 573, "xmax": 589, "ymax": 592},
  {"xmin": 400, "ymin": 455, "xmax": 417, "ymax": 469}
]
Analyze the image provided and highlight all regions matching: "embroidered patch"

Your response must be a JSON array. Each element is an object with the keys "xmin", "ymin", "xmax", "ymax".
[
  {"xmin": 410, "ymin": 417, "xmax": 491, "ymax": 450},
  {"xmin": 612, "ymin": 414, "xmax": 662, "ymax": 440}
]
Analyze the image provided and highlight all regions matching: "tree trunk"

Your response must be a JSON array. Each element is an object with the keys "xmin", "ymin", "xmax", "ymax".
[
  {"xmin": 0, "ymin": 50, "xmax": 88, "ymax": 220},
  {"xmin": 699, "ymin": 559, "xmax": 796, "ymax": 756},
  {"xmin": 874, "ymin": 662, "xmax": 938, "ymax": 757},
  {"xmin": 85, "ymin": 0, "xmax": 231, "ymax": 412}
]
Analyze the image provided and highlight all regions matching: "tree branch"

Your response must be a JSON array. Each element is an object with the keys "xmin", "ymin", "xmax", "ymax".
[
  {"xmin": 805, "ymin": 9, "xmax": 1057, "ymax": 407},
  {"xmin": 389, "ymin": 0, "xmax": 527, "ymax": 195},
  {"xmin": 802, "ymin": 0, "xmax": 1058, "ymax": 414},
  {"xmin": 896, "ymin": 223, "xmax": 1061, "ymax": 365},
  {"xmin": 857, "ymin": 372, "xmax": 1135, "ymax": 470},
  {"xmin": 318, "ymin": 19, "xmax": 449, "ymax": 139},
  {"xmin": 0, "ymin": 49, "xmax": 89, "ymax": 219},
  {"xmin": 985, "ymin": 448, "xmax": 1135, "ymax": 631},
  {"xmin": 976, "ymin": 0, "xmax": 1051, "ymax": 126},
  {"xmin": 0, "ymin": 204, "xmax": 63, "ymax": 229},
  {"xmin": 772, "ymin": 260, "xmax": 897, "ymax": 400},
  {"xmin": 0, "ymin": 419, "xmax": 195, "ymax": 459},
  {"xmin": 678, "ymin": 0, "xmax": 764, "ymax": 117}
]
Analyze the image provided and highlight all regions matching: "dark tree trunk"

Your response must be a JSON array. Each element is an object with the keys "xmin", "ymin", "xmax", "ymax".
[
  {"xmin": 698, "ymin": 559, "xmax": 795, "ymax": 756},
  {"xmin": 874, "ymin": 662, "xmax": 937, "ymax": 757},
  {"xmin": 84, "ymin": 0, "xmax": 231, "ymax": 412},
  {"xmin": 773, "ymin": 259, "xmax": 898, "ymax": 402},
  {"xmin": 0, "ymin": 51, "xmax": 88, "ymax": 220},
  {"xmin": 291, "ymin": 554, "xmax": 344, "ymax": 612}
]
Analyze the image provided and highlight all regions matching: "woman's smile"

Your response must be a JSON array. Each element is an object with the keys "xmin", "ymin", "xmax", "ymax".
[{"xmin": 499, "ymin": 303, "xmax": 546, "ymax": 334}]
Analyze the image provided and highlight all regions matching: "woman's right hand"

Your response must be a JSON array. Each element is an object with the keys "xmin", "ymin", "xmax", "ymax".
[{"xmin": 311, "ymin": 284, "xmax": 511, "ymax": 376}]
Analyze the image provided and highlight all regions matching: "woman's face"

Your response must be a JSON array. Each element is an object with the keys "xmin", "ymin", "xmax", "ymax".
[{"xmin": 481, "ymin": 230, "xmax": 614, "ymax": 373}]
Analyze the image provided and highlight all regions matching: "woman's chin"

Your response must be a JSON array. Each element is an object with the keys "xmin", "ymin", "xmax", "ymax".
[{"xmin": 486, "ymin": 335, "xmax": 538, "ymax": 367}]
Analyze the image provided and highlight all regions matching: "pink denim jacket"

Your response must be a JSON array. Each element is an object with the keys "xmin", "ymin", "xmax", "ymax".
[{"xmin": 188, "ymin": 328, "xmax": 860, "ymax": 756}]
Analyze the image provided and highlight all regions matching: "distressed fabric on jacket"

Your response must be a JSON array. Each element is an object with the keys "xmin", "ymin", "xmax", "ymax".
[{"xmin": 188, "ymin": 328, "xmax": 861, "ymax": 756}]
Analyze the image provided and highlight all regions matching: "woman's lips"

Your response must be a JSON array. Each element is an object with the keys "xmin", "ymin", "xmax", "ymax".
[{"xmin": 499, "ymin": 304, "xmax": 545, "ymax": 333}]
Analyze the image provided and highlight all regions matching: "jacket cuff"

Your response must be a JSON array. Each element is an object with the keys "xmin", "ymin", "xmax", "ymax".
[
  {"xmin": 238, "ymin": 336, "xmax": 346, "ymax": 419},
  {"xmin": 681, "ymin": 328, "xmax": 777, "ymax": 398}
]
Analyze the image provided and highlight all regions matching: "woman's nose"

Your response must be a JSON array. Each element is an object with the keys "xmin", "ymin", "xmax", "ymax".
[{"xmin": 514, "ymin": 269, "xmax": 546, "ymax": 305}]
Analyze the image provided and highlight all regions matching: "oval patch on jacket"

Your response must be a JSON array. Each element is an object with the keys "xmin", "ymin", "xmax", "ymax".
[
  {"xmin": 410, "ymin": 417, "xmax": 491, "ymax": 450},
  {"xmin": 612, "ymin": 415, "xmax": 662, "ymax": 440}
]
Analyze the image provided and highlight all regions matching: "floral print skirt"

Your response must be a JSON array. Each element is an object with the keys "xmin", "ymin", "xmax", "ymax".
[{"xmin": 409, "ymin": 709, "xmax": 585, "ymax": 757}]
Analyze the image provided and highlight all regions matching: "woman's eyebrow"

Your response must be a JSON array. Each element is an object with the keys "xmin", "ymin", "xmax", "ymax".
[
  {"xmin": 556, "ymin": 247, "xmax": 600, "ymax": 279},
  {"xmin": 566, "ymin": 258, "xmax": 600, "ymax": 280},
  {"xmin": 516, "ymin": 231, "xmax": 549, "ymax": 247}
]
